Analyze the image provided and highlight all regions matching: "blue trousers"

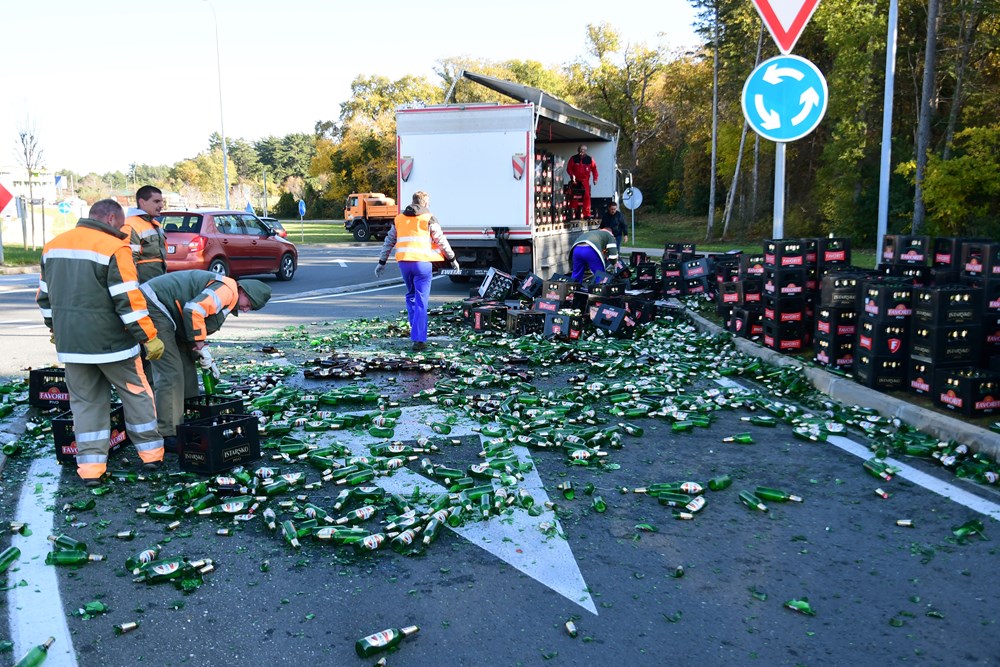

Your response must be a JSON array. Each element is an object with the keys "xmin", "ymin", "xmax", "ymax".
[
  {"xmin": 400, "ymin": 261, "xmax": 433, "ymax": 342},
  {"xmin": 571, "ymin": 245, "xmax": 605, "ymax": 282}
]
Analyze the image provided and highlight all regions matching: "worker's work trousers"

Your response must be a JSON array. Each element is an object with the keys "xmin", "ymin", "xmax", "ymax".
[
  {"xmin": 145, "ymin": 305, "xmax": 199, "ymax": 438},
  {"xmin": 580, "ymin": 181, "xmax": 593, "ymax": 218},
  {"xmin": 400, "ymin": 261, "xmax": 433, "ymax": 343},
  {"xmin": 66, "ymin": 357, "xmax": 163, "ymax": 481},
  {"xmin": 571, "ymin": 244, "xmax": 606, "ymax": 283}
]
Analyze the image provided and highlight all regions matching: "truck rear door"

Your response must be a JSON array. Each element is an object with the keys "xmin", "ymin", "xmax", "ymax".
[{"xmin": 396, "ymin": 105, "xmax": 534, "ymax": 238}]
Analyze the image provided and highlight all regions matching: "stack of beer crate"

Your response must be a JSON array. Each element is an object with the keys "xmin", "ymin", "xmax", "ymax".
[
  {"xmin": 814, "ymin": 270, "xmax": 866, "ymax": 370},
  {"xmin": 723, "ymin": 251, "xmax": 765, "ymax": 340},
  {"xmin": 853, "ymin": 278, "xmax": 914, "ymax": 389},
  {"xmin": 661, "ymin": 243, "xmax": 697, "ymax": 298},
  {"xmin": 762, "ymin": 240, "xmax": 809, "ymax": 352}
]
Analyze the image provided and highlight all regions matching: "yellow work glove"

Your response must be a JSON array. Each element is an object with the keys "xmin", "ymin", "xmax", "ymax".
[
  {"xmin": 144, "ymin": 336, "xmax": 165, "ymax": 361},
  {"xmin": 49, "ymin": 331, "xmax": 56, "ymax": 345}
]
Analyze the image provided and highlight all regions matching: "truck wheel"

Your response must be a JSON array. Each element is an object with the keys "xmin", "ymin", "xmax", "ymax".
[{"xmin": 353, "ymin": 223, "xmax": 371, "ymax": 242}]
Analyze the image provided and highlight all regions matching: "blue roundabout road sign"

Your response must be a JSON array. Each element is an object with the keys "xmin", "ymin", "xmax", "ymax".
[{"xmin": 741, "ymin": 54, "xmax": 828, "ymax": 143}]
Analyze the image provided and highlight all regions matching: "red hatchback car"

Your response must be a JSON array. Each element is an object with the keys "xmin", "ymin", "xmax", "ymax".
[{"xmin": 159, "ymin": 210, "xmax": 297, "ymax": 280}]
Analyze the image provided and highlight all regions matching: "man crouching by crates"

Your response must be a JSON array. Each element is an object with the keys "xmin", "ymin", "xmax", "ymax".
[
  {"xmin": 139, "ymin": 270, "xmax": 271, "ymax": 450},
  {"xmin": 37, "ymin": 199, "xmax": 167, "ymax": 486}
]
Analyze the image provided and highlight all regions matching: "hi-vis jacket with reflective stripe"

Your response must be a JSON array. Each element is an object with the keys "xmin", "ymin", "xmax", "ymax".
[
  {"xmin": 121, "ymin": 212, "xmax": 167, "ymax": 283},
  {"xmin": 378, "ymin": 205, "xmax": 456, "ymax": 264},
  {"xmin": 573, "ymin": 228, "xmax": 619, "ymax": 265},
  {"xmin": 37, "ymin": 218, "xmax": 158, "ymax": 364},
  {"xmin": 141, "ymin": 269, "xmax": 239, "ymax": 342}
]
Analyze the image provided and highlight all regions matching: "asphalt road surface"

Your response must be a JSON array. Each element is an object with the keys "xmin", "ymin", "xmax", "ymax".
[{"xmin": 1, "ymin": 252, "xmax": 998, "ymax": 666}]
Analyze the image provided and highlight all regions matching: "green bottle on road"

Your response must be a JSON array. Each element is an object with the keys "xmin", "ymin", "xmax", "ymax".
[{"xmin": 355, "ymin": 626, "xmax": 420, "ymax": 658}]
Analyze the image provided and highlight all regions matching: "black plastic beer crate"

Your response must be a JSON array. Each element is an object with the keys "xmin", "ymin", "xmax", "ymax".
[
  {"xmin": 680, "ymin": 258, "xmax": 710, "ymax": 280},
  {"xmin": 715, "ymin": 260, "xmax": 741, "ymax": 285},
  {"xmin": 462, "ymin": 297, "xmax": 493, "ymax": 322},
  {"xmin": 634, "ymin": 262, "xmax": 659, "ymax": 282},
  {"xmin": 980, "ymin": 315, "xmax": 1000, "ymax": 364},
  {"xmin": 506, "ymin": 310, "xmax": 545, "ymax": 336},
  {"xmin": 815, "ymin": 306, "xmax": 857, "ymax": 337},
  {"xmin": 478, "ymin": 268, "xmax": 518, "ymax": 300},
  {"xmin": 53, "ymin": 404, "xmax": 130, "ymax": 464},
  {"xmin": 29, "ymin": 366, "xmax": 70, "ymax": 409},
  {"xmin": 960, "ymin": 242, "xmax": 1000, "ymax": 281},
  {"xmin": 664, "ymin": 242, "xmax": 696, "ymax": 258},
  {"xmin": 718, "ymin": 282, "xmax": 742, "ymax": 308},
  {"xmin": 817, "ymin": 237, "xmax": 851, "ymax": 268},
  {"xmin": 588, "ymin": 281, "xmax": 626, "ymax": 298},
  {"xmin": 573, "ymin": 291, "xmax": 623, "ymax": 315},
  {"xmin": 517, "ymin": 273, "xmax": 545, "ymax": 299},
  {"xmin": 763, "ymin": 320, "xmax": 806, "ymax": 352},
  {"xmin": 625, "ymin": 298, "xmax": 658, "ymax": 325},
  {"xmin": 908, "ymin": 355, "xmax": 964, "ymax": 396},
  {"xmin": 912, "ymin": 285, "xmax": 982, "ymax": 325},
  {"xmin": 661, "ymin": 277, "xmax": 683, "ymax": 297},
  {"xmin": 818, "ymin": 270, "xmax": 868, "ymax": 308},
  {"xmin": 589, "ymin": 303, "xmax": 636, "ymax": 338},
  {"xmin": 933, "ymin": 237, "xmax": 990, "ymax": 268},
  {"xmin": 471, "ymin": 305, "xmax": 508, "ymax": 332},
  {"xmin": 929, "ymin": 267, "xmax": 960, "ymax": 286},
  {"xmin": 814, "ymin": 331, "xmax": 855, "ymax": 369},
  {"xmin": 682, "ymin": 277, "xmax": 711, "ymax": 297},
  {"xmin": 802, "ymin": 238, "xmax": 818, "ymax": 265},
  {"xmin": 740, "ymin": 253, "xmax": 766, "ymax": 277},
  {"xmin": 860, "ymin": 283, "xmax": 913, "ymax": 320},
  {"xmin": 543, "ymin": 313, "xmax": 584, "ymax": 341},
  {"xmin": 882, "ymin": 235, "xmax": 930, "ymax": 265},
  {"xmin": 629, "ymin": 251, "xmax": 649, "ymax": 266},
  {"xmin": 933, "ymin": 367, "xmax": 1000, "ymax": 416},
  {"xmin": 763, "ymin": 294, "xmax": 806, "ymax": 324},
  {"xmin": 853, "ymin": 352, "xmax": 907, "ymax": 390},
  {"xmin": 531, "ymin": 298, "xmax": 562, "ymax": 315},
  {"xmin": 177, "ymin": 414, "xmax": 262, "ymax": 474},
  {"xmin": 877, "ymin": 263, "xmax": 932, "ymax": 286},
  {"xmin": 763, "ymin": 267, "xmax": 806, "ymax": 297},
  {"xmin": 729, "ymin": 307, "xmax": 763, "ymax": 339},
  {"xmin": 661, "ymin": 260, "xmax": 682, "ymax": 279},
  {"xmin": 183, "ymin": 394, "xmax": 246, "ymax": 423},
  {"xmin": 543, "ymin": 280, "xmax": 581, "ymax": 303},
  {"xmin": 764, "ymin": 240, "xmax": 805, "ymax": 268},
  {"xmin": 910, "ymin": 323, "xmax": 982, "ymax": 363},
  {"xmin": 857, "ymin": 319, "xmax": 910, "ymax": 357},
  {"xmin": 975, "ymin": 279, "xmax": 1000, "ymax": 314}
]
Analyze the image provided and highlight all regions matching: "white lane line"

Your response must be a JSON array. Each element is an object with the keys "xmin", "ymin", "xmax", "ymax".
[
  {"xmin": 0, "ymin": 288, "xmax": 39, "ymax": 294},
  {"xmin": 272, "ymin": 276, "xmax": 446, "ymax": 304},
  {"xmin": 714, "ymin": 377, "xmax": 1000, "ymax": 520},
  {"xmin": 827, "ymin": 435, "xmax": 1000, "ymax": 521},
  {"xmin": 8, "ymin": 456, "xmax": 78, "ymax": 667},
  {"xmin": 15, "ymin": 325, "xmax": 47, "ymax": 330}
]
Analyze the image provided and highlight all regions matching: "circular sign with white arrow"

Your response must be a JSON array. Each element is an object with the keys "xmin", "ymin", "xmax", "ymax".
[{"xmin": 741, "ymin": 54, "xmax": 828, "ymax": 143}]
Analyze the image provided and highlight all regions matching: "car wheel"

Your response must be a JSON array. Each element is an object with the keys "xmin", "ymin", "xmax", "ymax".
[
  {"xmin": 276, "ymin": 253, "xmax": 296, "ymax": 281},
  {"xmin": 208, "ymin": 258, "xmax": 229, "ymax": 276},
  {"xmin": 352, "ymin": 223, "xmax": 371, "ymax": 242}
]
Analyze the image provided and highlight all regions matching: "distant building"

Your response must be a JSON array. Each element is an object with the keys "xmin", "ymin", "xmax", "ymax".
[{"xmin": 0, "ymin": 164, "xmax": 57, "ymax": 217}]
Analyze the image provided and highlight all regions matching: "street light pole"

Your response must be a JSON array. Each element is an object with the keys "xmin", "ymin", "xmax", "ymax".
[{"xmin": 204, "ymin": 0, "xmax": 231, "ymax": 209}]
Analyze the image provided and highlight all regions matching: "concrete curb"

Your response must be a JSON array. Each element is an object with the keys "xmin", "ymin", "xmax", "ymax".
[
  {"xmin": 0, "ymin": 265, "xmax": 40, "ymax": 275},
  {"xmin": 684, "ymin": 308, "xmax": 1000, "ymax": 460}
]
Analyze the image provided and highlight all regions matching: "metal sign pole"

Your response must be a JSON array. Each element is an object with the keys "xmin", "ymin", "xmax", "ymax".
[{"xmin": 773, "ymin": 143, "xmax": 786, "ymax": 239}]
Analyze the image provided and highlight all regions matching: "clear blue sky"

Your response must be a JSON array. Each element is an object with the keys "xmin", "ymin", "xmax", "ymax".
[{"xmin": 1, "ymin": 0, "xmax": 700, "ymax": 175}]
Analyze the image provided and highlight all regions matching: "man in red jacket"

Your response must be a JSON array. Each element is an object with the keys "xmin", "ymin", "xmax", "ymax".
[{"xmin": 566, "ymin": 145, "xmax": 599, "ymax": 218}]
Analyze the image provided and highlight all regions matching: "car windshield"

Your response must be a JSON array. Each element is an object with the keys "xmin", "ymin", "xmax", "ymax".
[{"xmin": 158, "ymin": 214, "xmax": 203, "ymax": 234}]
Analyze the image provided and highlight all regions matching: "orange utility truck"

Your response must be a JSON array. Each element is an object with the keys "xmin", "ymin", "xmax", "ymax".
[{"xmin": 343, "ymin": 193, "xmax": 398, "ymax": 242}]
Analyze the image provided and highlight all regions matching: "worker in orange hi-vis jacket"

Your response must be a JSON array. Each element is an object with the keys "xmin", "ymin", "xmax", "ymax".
[
  {"xmin": 139, "ymin": 270, "xmax": 271, "ymax": 447},
  {"xmin": 566, "ymin": 144, "xmax": 599, "ymax": 218},
  {"xmin": 37, "ymin": 199, "xmax": 167, "ymax": 486}
]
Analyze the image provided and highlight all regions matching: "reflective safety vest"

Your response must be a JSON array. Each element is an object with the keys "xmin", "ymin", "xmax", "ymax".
[
  {"xmin": 121, "ymin": 214, "xmax": 167, "ymax": 283},
  {"xmin": 394, "ymin": 212, "xmax": 444, "ymax": 262}
]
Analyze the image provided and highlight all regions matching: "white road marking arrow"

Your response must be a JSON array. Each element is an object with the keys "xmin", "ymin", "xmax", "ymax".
[
  {"xmin": 755, "ymin": 95, "xmax": 782, "ymax": 130},
  {"xmin": 791, "ymin": 87, "xmax": 820, "ymax": 126},
  {"xmin": 762, "ymin": 63, "xmax": 805, "ymax": 85},
  {"xmin": 337, "ymin": 405, "xmax": 598, "ymax": 614}
]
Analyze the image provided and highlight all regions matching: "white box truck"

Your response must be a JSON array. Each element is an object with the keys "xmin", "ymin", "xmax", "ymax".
[{"xmin": 395, "ymin": 71, "xmax": 619, "ymax": 280}]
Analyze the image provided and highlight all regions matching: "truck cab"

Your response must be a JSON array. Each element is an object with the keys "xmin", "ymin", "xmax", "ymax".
[{"xmin": 344, "ymin": 192, "xmax": 398, "ymax": 241}]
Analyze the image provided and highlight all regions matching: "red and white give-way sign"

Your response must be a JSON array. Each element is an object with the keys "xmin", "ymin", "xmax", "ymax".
[{"xmin": 751, "ymin": 0, "xmax": 821, "ymax": 54}]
